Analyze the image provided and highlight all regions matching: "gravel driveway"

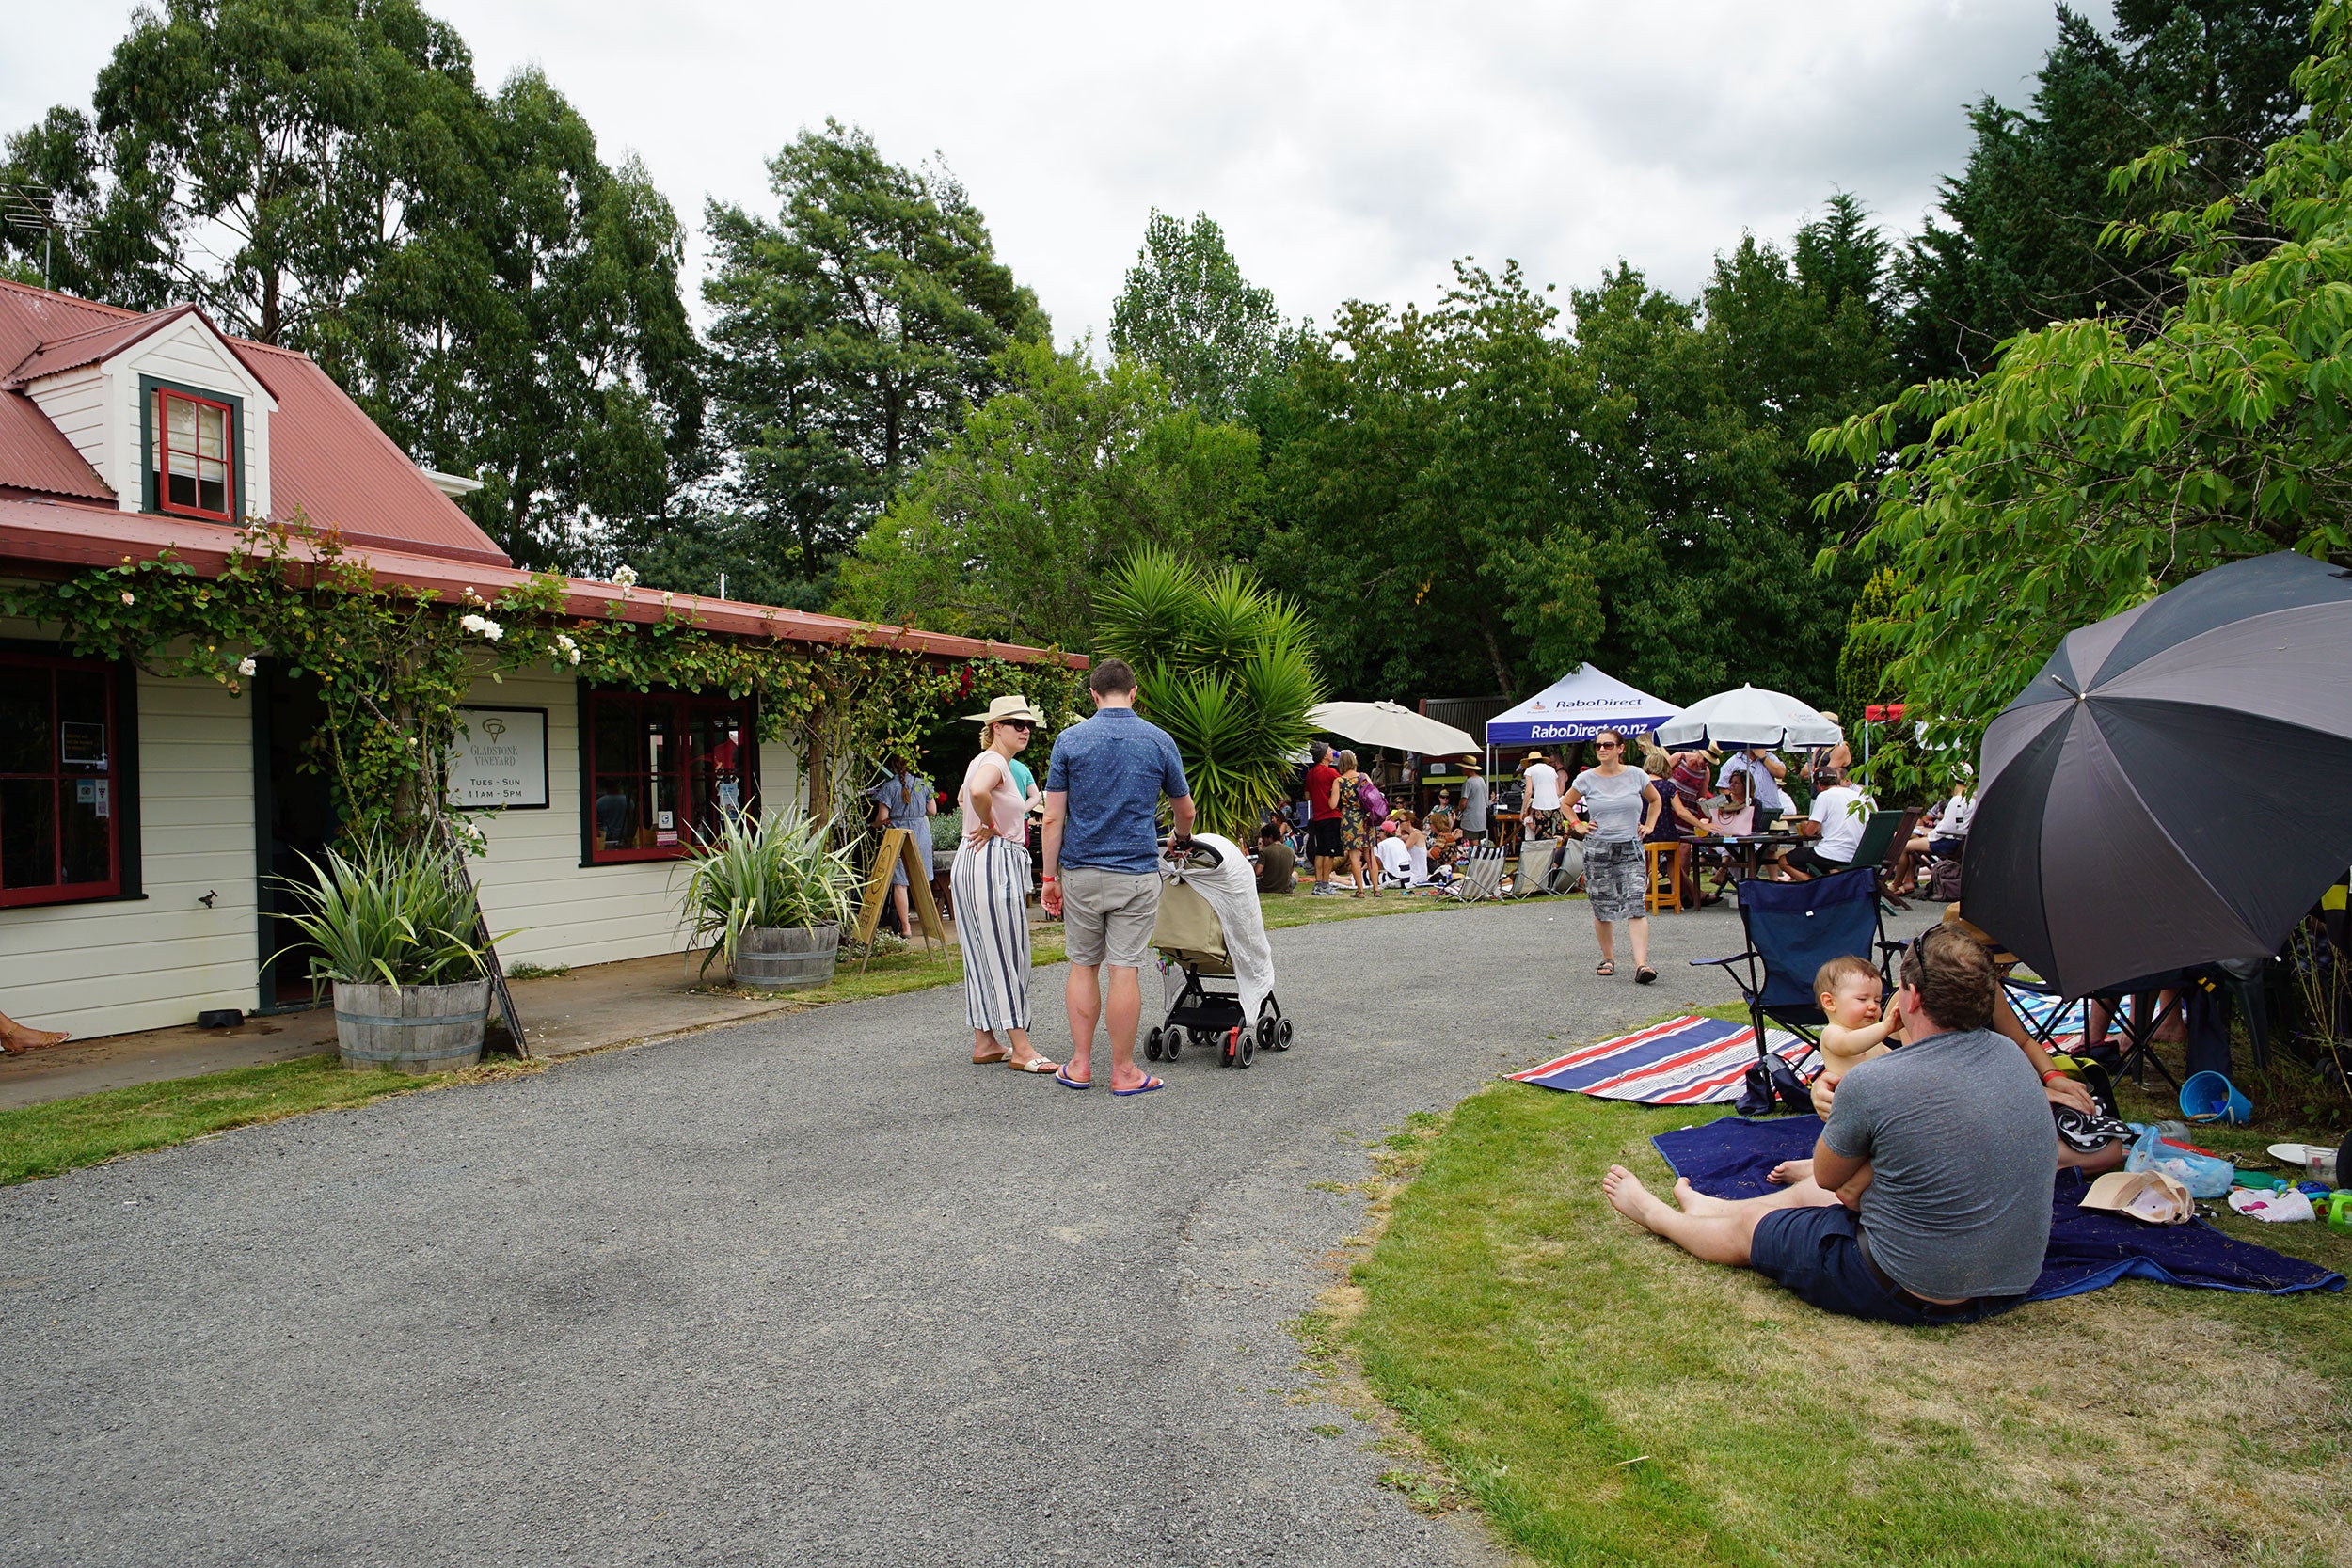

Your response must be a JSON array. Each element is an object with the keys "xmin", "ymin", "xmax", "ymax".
[{"xmin": 0, "ymin": 896, "xmax": 1875, "ymax": 1566}]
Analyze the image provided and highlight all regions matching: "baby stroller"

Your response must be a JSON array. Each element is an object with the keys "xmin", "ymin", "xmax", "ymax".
[{"xmin": 1142, "ymin": 834, "xmax": 1294, "ymax": 1069}]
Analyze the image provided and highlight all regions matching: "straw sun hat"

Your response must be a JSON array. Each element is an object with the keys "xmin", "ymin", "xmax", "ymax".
[{"xmin": 966, "ymin": 694, "xmax": 1046, "ymax": 726}]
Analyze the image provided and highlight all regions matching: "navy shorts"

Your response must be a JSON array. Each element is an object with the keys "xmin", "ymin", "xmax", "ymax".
[
  {"xmin": 1310, "ymin": 817, "xmax": 1343, "ymax": 858},
  {"xmin": 1748, "ymin": 1205, "xmax": 2023, "ymax": 1326}
]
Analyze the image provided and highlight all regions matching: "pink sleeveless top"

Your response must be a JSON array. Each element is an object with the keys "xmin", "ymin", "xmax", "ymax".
[{"xmin": 961, "ymin": 751, "xmax": 1026, "ymax": 841}]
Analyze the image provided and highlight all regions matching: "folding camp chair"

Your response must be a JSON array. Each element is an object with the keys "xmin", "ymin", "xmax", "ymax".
[
  {"xmin": 1509, "ymin": 838, "xmax": 1581, "ymax": 897},
  {"xmin": 1849, "ymin": 807, "xmax": 1917, "ymax": 911},
  {"xmin": 1450, "ymin": 842, "xmax": 1506, "ymax": 903},
  {"xmin": 1691, "ymin": 866, "xmax": 1907, "ymax": 1101}
]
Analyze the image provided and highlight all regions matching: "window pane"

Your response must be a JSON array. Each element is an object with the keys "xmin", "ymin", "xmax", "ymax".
[
  {"xmin": 56, "ymin": 671, "xmax": 106, "ymax": 769},
  {"xmin": 686, "ymin": 705, "xmax": 748, "ymax": 840},
  {"xmin": 197, "ymin": 403, "xmax": 226, "ymax": 459},
  {"xmin": 61, "ymin": 776, "xmax": 110, "ymax": 884},
  {"xmin": 0, "ymin": 679, "xmax": 50, "ymax": 772},
  {"xmin": 198, "ymin": 471, "xmax": 227, "ymax": 515},
  {"xmin": 168, "ymin": 395, "xmax": 196, "ymax": 443},
  {"xmin": 167, "ymin": 468, "xmax": 197, "ymax": 509},
  {"xmin": 592, "ymin": 702, "xmax": 633, "ymax": 779},
  {"xmin": 591, "ymin": 776, "xmax": 641, "ymax": 849},
  {"xmin": 1, "ymin": 778, "xmax": 56, "ymax": 889}
]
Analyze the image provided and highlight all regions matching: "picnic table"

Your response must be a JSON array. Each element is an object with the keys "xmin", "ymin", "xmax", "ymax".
[{"xmin": 1690, "ymin": 829, "xmax": 1804, "ymax": 887}]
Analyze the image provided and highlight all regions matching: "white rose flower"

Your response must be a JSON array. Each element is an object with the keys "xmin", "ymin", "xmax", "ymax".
[
  {"xmin": 612, "ymin": 565, "xmax": 639, "ymax": 588},
  {"xmin": 457, "ymin": 612, "xmax": 504, "ymax": 641},
  {"xmin": 236, "ymin": 657, "xmax": 258, "ymax": 677},
  {"xmin": 119, "ymin": 591, "xmax": 135, "ymax": 605}
]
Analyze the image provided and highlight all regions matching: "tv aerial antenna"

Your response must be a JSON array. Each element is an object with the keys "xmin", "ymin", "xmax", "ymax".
[{"xmin": 1, "ymin": 179, "xmax": 91, "ymax": 291}]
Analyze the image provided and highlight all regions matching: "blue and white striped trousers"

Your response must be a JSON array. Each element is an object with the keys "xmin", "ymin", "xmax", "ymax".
[{"xmin": 952, "ymin": 835, "xmax": 1032, "ymax": 1031}]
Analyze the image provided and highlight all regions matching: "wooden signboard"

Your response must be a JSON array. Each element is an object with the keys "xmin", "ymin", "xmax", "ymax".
[{"xmin": 851, "ymin": 828, "xmax": 947, "ymax": 968}]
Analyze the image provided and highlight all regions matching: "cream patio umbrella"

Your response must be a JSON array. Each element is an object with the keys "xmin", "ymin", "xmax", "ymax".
[{"xmin": 1306, "ymin": 701, "xmax": 1480, "ymax": 756}]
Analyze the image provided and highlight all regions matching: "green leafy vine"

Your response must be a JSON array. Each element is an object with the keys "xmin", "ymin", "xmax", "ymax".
[{"xmin": 1, "ymin": 515, "xmax": 1083, "ymax": 847}]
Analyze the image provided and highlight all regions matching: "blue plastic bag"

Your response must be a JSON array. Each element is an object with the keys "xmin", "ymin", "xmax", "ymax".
[{"xmin": 2125, "ymin": 1124, "xmax": 2235, "ymax": 1199}]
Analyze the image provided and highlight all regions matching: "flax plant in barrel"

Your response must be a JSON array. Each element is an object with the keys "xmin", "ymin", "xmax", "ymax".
[
  {"xmin": 270, "ymin": 841, "xmax": 503, "ymax": 989},
  {"xmin": 1092, "ymin": 547, "xmax": 1324, "ymax": 839},
  {"xmin": 270, "ymin": 840, "xmax": 516, "ymax": 1073},
  {"xmin": 677, "ymin": 809, "xmax": 861, "ymax": 982}
]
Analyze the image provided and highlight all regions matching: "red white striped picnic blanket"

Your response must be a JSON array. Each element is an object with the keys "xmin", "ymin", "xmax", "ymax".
[{"xmin": 1510, "ymin": 1015, "xmax": 1810, "ymax": 1105}]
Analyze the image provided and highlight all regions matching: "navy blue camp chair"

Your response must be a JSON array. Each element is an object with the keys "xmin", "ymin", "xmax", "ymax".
[{"xmin": 1692, "ymin": 867, "xmax": 1906, "ymax": 1080}]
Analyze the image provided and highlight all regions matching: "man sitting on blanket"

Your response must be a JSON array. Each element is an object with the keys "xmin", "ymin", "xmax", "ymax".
[{"xmin": 1601, "ymin": 926, "xmax": 2054, "ymax": 1324}]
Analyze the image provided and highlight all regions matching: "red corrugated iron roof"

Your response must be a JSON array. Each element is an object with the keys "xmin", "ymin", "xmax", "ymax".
[
  {"xmin": 2, "ymin": 302, "xmax": 280, "ymax": 398},
  {"xmin": 0, "ymin": 280, "xmax": 505, "ymax": 566},
  {"xmin": 0, "ymin": 391, "xmax": 115, "ymax": 503},
  {"xmin": 0, "ymin": 495, "xmax": 1084, "ymax": 668}
]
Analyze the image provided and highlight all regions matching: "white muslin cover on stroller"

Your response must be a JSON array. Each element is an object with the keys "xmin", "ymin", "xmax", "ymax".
[{"xmin": 1152, "ymin": 832, "xmax": 1277, "ymax": 1024}]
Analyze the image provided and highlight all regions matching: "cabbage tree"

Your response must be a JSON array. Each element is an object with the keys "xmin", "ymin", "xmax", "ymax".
[{"xmin": 1091, "ymin": 548, "xmax": 1324, "ymax": 838}]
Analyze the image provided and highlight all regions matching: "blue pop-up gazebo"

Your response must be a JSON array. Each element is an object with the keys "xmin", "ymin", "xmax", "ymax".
[{"xmin": 1486, "ymin": 664, "xmax": 1679, "ymax": 751}]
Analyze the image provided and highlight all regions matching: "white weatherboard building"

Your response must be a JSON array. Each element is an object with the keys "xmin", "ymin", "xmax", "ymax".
[{"xmin": 0, "ymin": 280, "xmax": 1059, "ymax": 1042}]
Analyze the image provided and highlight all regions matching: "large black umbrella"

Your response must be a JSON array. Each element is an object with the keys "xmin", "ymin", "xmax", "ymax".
[{"xmin": 1963, "ymin": 551, "xmax": 2352, "ymax": 998}]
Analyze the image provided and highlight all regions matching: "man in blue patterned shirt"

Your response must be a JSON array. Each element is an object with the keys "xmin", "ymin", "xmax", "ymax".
[{"xmin": 1041, "ymin": 658, "xmax": 1194, "ymax": 1096}]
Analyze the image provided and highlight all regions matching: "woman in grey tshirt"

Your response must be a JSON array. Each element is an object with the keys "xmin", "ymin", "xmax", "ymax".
[{"xmin": 1565, "ymin": 729, "xmax": 1662, "ymax": 982}]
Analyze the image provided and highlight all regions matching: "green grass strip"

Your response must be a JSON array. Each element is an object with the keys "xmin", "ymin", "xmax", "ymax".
[{"xmin": 0, "ymin": 1054, "xmax": 502, "ymax": 1186}]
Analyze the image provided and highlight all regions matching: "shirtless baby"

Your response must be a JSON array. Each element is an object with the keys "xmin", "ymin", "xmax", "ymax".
[{"xmin": 1765, "ymin": 954, "xmax": 1899, "ymax": 1195}]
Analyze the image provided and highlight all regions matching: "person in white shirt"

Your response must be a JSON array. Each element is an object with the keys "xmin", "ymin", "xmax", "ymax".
[
  {"xmin": 1894, "ymin": 780, "xmax": 1978, "ymax": 893},
  {"xmin": 1782, "ymin": 768, "xmax": 1875, "ymax": 879},
  {"xmin": 1523, "ymin": 751, "xmax": 1565, "ymax": 839},
  {"xmin": 1718, "ymin": 748, "xmax": 1791, "ymax": 823},
  {"xmin": 1722, "ymin": 747, "xmax": 1788, "ymax": 822},
  {"xmin": 1374, "ymin": 832, "xmax": 1413, "ymax": 885}
]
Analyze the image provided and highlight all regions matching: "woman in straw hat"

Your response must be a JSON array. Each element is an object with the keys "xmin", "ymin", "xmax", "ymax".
[{"xmin": 955, "ymin": 696, "xmax": 1057, "ymax": 1072}]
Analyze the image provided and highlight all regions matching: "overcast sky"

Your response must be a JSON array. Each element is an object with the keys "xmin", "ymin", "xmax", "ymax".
[{"xmin": 6, "ymin": 1, "xmax": 2110, "ymax": 345}]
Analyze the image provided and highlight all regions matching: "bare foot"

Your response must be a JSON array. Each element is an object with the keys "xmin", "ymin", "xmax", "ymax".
[
  {"xmin": 1768, "ymin": 1158, "xmax": 1812, "ymax": 1186},
  {"xmin": 0, "ymin": 1024, "xmax": 70, "ymax": 1055},
  {"xmin": 1602, "ymin": 1165, "xmax": 1673, "ymax": 1231},
  {"xmin": 1673, "ymin": 1177, "xmax": 1737, "ymax": 1216}
]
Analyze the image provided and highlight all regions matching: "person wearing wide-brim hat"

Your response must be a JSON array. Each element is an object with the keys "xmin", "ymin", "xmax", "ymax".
[
  {"xmin": 953, "ymin": 695, "xmax": 1057, "ymax": 1073},
  {"xmin": 1458, "ymin": 752, "xmax": 1489, "ymax": 841}
]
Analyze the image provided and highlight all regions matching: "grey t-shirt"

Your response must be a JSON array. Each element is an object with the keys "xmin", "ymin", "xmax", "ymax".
[
  {"xmin": 1461, "ymin": 775, "xmax": 1488, "ymax": 832},
  {"xmin": 1569, "ymin": 767, "xmax": 1650, "ymax": 843},
  {"xmin": 1822, "ymin": 1027, "xmax": 2056, "ymax": 1299}
]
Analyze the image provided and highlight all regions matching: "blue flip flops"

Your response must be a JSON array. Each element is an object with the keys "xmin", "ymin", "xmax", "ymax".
[
  {"xmin": 1112, "ymin": 1075, "xmax": 1166, "ymax": 1097},
  {"xmin": 1054, "ymin": 1067, "xmax": 1091, "ymax": 1090}
]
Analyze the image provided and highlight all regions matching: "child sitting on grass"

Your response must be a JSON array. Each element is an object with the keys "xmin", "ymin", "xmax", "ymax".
[{"xmin": 1767, "ymin": 954, "xmax": 1899, "ymax": 1193}]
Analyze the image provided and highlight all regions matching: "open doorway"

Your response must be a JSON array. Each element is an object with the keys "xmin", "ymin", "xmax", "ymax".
[{"xmin": 253, "ymin": 662, "xmax": 338, "ymax": 1011}]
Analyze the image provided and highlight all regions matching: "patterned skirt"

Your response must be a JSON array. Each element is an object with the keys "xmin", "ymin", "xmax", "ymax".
[{"xmin": 1584, "ymin": 836, "xmax": 1647, "ymax": 924}]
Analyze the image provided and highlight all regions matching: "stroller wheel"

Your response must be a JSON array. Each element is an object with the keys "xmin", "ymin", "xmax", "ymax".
[
  {"xmin": 1165, "ymin": 1030, "xmax": 1182, "ymax": 1060},
  {"xmin": 1277, "ymin": 1017, "xmax": 1295, "ymax": 1050},
  {"xmin": 1235, "ymin": 1026, "xmax": 1255, "ymax": 1069},
  {"xmin": 1144, "ymin": 1027, "xmax": 1163, "ymax": 1062}
]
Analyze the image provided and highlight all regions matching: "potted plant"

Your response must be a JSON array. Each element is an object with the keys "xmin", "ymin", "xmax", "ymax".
[
  {"xmin": 274, "ymin": 841, "xmax": 510, "ymax": 1073},
  {"xmin": 679, "ymin": 810, "xmax": 859, "ymax": 990}
]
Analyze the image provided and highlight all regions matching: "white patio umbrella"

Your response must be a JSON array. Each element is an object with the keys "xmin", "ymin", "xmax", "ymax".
[
  {"xmin": 1307, "ymin": 701, "xmax": 1480, "ymax": 756},
  {"xmin": 1655, "ymin": 685, "xmax": 1842, "ymax": 750}
]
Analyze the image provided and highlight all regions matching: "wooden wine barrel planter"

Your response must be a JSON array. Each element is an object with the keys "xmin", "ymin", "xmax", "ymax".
[
  {"xmin": 733, "ymin": 924, "xmax": 840, "ymax": 991},
  {"xmin": 333, "ymin": 979, "xmax": 490, "ymax": 1074}
]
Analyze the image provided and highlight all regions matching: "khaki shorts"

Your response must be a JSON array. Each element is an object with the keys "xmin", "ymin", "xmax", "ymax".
[{"xmin": 1060, "ymin": 866, "xmax": 1161, "ymax": 969}]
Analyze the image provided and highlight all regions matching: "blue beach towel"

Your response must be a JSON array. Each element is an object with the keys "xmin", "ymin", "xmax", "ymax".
[{"xmin": 1650, "ymin": 1116, "xmax": 2344, "ymax": 1300}]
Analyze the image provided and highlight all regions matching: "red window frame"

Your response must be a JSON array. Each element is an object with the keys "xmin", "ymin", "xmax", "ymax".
[
  {"xmin": 0, "ymin": 652, "xmax": 123, "ymax": 908},
  {"xmin": 153, "ymin": 387, "xmax": 236, "ymax": 522},
  {"xmin": 583, "ymin": 689, "xmax": 755, "ymax": 864}
]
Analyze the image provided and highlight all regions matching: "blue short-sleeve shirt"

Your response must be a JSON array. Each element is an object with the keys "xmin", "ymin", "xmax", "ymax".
[{"xmin": 1046, "ymin": 707, "xmax": 1190, "ymax": 874}]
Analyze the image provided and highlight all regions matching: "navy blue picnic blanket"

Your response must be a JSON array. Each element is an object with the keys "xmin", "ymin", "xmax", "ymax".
[{"xmin": 1650, "ymin": 1116, "xmax": 2344, "ymax": 1301}]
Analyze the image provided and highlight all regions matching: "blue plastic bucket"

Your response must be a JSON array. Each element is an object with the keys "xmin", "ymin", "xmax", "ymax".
[{"xmin": 2180, "ymin": 1070, "xmax": 2251, "ymax": 1126}]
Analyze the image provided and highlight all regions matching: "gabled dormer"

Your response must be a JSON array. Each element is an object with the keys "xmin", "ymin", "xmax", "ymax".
[{"xmin": 2, "ymin": 303, "xmax": 278, "ymax": 522}]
